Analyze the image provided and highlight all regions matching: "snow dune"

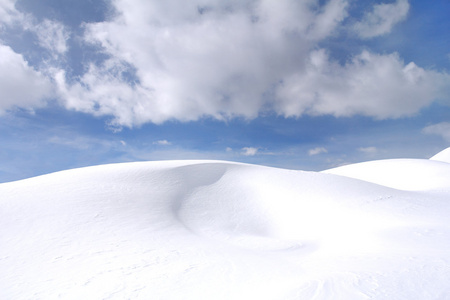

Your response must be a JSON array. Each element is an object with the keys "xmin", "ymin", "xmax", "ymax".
[{"xmin": 1, "ymin": 149, "xmax": 450, "ymax": 299}]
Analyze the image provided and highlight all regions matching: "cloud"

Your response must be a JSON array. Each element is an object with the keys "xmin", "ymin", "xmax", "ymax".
[
  {"xmin": 153, "ymin": 140, "xmax": 172, "ymax": 146},
  {"xmin": 70, "ymin": 0, "xmax": 449, "ymax": 125},
  {"xmin": 242, "ymin": 147, "xmax": 258, "ymax": 156},
  {"xmin": 275, "ymin": 49, "xmax": 449, "ymax": 119},
  {"xmin": 67, "ymin": 0, "xmax": 352, "ymax": 125},
  {"xmin": 353, "ymin": 0, "xmax": 410, "ymax": 38},
  {"xmin": 308, "ymin": 0, "xmax": 349, "ymax": 39},
  {"xmin": 33, "ymin": 19, "xmax": 70, "ymax": 55},
  {"xmin": 0, "ymin": 0, "xmax": 22, "ymax": 27},
  {"xmin": 309, "ymin": 147, "xmax": 328, "ymax": 156},
  {"xmin": 422, "ymin": 122, "xmax": 450, "ymax": 142},
  {"xmin": 0, "ymin": 44, "xmax": 53, "ymax": 114},
  {"xmin": 358, "ymin": 146, "xmax": 378, "ymax": 154},
  {"xmin": 1, "ymin": 0, "xmax": 449, "ymax": 127},
  {"xmin": 0, "ymin": 1, "xmax": 69, "ymax": 55}
]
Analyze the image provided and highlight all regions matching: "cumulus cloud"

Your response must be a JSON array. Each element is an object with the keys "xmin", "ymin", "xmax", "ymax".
[
  {"xmin": 242, "ymin": 147, "xmax": 258, "ymax": 156},
  {"xmin": 0, "ymin": 44, "xmax": 53, "ymax": 114},
  {"xmin": 66, "ymin": 0, "xmax": 447, "ymax": 126},
  {"xmin": 353, "ymin": 0, "xmax": 409, "ymax": 39},
  {"xmin": 275, "ymin": 49, "xmax": 449, "ymax": 119},
  {"xmin": 422, "ymin": 122, "xmax": 450, "ymax": 142},
  {"xmin": 309, "ymin": 147, "xmax": 328, "ymax": 156},
  {"xmin": 73, "ymin": 0, "xmax": 352, "ymax": 125},
  {"xmin": 1, "ymin": 0, "xmax": 449, "ymax": 127}
]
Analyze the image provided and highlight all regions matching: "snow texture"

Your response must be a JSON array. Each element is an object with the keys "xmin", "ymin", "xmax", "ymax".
[{"xmin": 1, "ymin": 148, "xmax": 450, "ymax": 299}]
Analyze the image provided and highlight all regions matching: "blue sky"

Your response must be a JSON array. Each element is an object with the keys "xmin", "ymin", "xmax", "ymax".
[{"xmin": 0, "ymin": 0, "xmax": 449, "ymax": 182}]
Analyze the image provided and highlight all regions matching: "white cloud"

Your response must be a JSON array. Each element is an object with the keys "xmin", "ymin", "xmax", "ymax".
[
  {"xmin": 358, "ymin": 146, "xmax": 378, "ymax": 154},
  {"xmin": 242, "ymin": 147, "xmax": 258, "ymax": 156},
  {"xmin": 62, "ymin": 0, "xmax": 446, "ymax": 126},
  {"xmin": 275, "ymin": 49, "xmax": 449, "ymax": 119},
  {"xmin": 33, "ymin": 19, "xmax": 70, "ymax": 55},
  {"xmin": 52, "ymin": 62, "xmax": 161, "ymax": 127},
  {"xmin": 0, "ymin": 44, "xmax": 53, "ymax": 114},
  {"xmin": 308, "ymin": 0, "xmax": 349, "ymax": 39},
  {"xmin": 0, "ymin": 2, "xmax": 69, "ymax": 55},
  {"xmin": 226, "ymin": 147, "xmax": 233, "ymax": 152},
  {"xmin": 153, "ymin": 140, "xmax": 172, "ymax": 146},
  {"xmin": 353, "ymin": 0, "xmax": 410, "ymax": 39},
  {"xmin": 72, "ymin": 0, "xmax": 352, "ymax": 125},
  {"xmin": 422, "ymin": 122, "xmax": 450, "ymax": 142},
  {"xmin": 1, "ymin": 0, "xmax": 450, "ymax": 127},
  {"xmin": 0, "ymin": 0, "xmax": 22, "ymax": 27},
  {"xmin": 309, "ymin": 147, "xmax": 328, "ymax": 156}
]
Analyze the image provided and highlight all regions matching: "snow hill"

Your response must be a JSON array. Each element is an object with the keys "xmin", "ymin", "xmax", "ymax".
[
  {"xmin": 1, "ymin": 148, "xmax": 450, "ymax": 299},
  {"xmin": 430, "ymin": 147, "xmax": 450, "ymax": 163}
]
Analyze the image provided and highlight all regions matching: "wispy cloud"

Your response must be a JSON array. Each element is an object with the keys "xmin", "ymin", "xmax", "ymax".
[
  {"xmin": 242, "ymin": 147, "xmax": 258, "ymax": 156},
  {"xmin": 423, "ymin": 122, "xmax": 450, "ymax": 142},
  {"xmin": 358, "ymin": 146, "xmax": 378, "ymax": 154},
  {"xmin": 353, "ymin": 0, "xmax": 410, "ymax": 38},
  {"xmin": 33, "ymin": 19, "xmax": 70, "ymax": 55},
  {"xmin": 153, "ymin": 140, "xmax": 172, "ymax": 146},
  {"xmin": 309, "ymin": 147, "xmax": 328, "ymax": 156}
]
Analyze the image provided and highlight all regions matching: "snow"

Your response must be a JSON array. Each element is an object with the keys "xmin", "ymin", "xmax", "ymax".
[
  {"xmin": 430, "ymin": 147, "xmax": 450, "ymax": 163},
  {"xmin": 1, "ymin": 151, "xmax": 450, "ymax": 299},
  {"xmin": 323, "ymin": 158, "xmax": 450, "ymax": 192}
]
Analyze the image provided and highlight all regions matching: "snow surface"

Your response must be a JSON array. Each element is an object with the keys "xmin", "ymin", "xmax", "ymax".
[
  {"xmin": 431, "ymin": 147, "xmax": 450, "ymax": 164},
  {"xmin": 1, "ymin": 150, "xmax": 450, "ymax": 299}
]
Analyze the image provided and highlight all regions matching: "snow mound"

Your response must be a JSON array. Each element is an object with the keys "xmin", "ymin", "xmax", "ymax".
[
  {"xmin": 323, "ymin": 158, "xmax": 450, "ymax": 192},
  {"xmin": 1, "ymin": 160, "xmax": 450, "ymax": 299},
  {"xmin": 430, "ymin": 146, "xmax": 450, "ymax": 163}
]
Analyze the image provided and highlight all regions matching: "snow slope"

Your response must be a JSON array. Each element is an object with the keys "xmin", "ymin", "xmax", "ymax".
[
  {"xmin": 431, "ymin": 147, "xmax": 450, "ymax": 163},
  {"xmin": 323, "ymin": 158, "xmax": 450, "ymax": 192},
  {"xmin": 1, "ymin": 155, "xmax": 450, "ymax": 299}
]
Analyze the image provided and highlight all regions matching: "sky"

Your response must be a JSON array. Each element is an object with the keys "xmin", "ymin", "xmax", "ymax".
[{"xmin": 0, "ymin": 0, "xmax": 449, "ymax": 183}]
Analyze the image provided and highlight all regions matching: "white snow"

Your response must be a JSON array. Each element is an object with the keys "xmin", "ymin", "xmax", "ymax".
[
  {"xmin": 431, "ymin": 147, "xmax": 450, "ymax": 163},
  {"xmin": 1, "ymin": 149, "xmax": 450, "ymax": 299},
  {"xmin": 323, "ymin": 158, "xmax": 450, "ymax": 192}
]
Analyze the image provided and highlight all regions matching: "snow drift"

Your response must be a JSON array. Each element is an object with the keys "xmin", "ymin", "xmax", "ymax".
[{"xmin": 1, "ymin": 149, "xmax": 450, "ymax": 299}]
